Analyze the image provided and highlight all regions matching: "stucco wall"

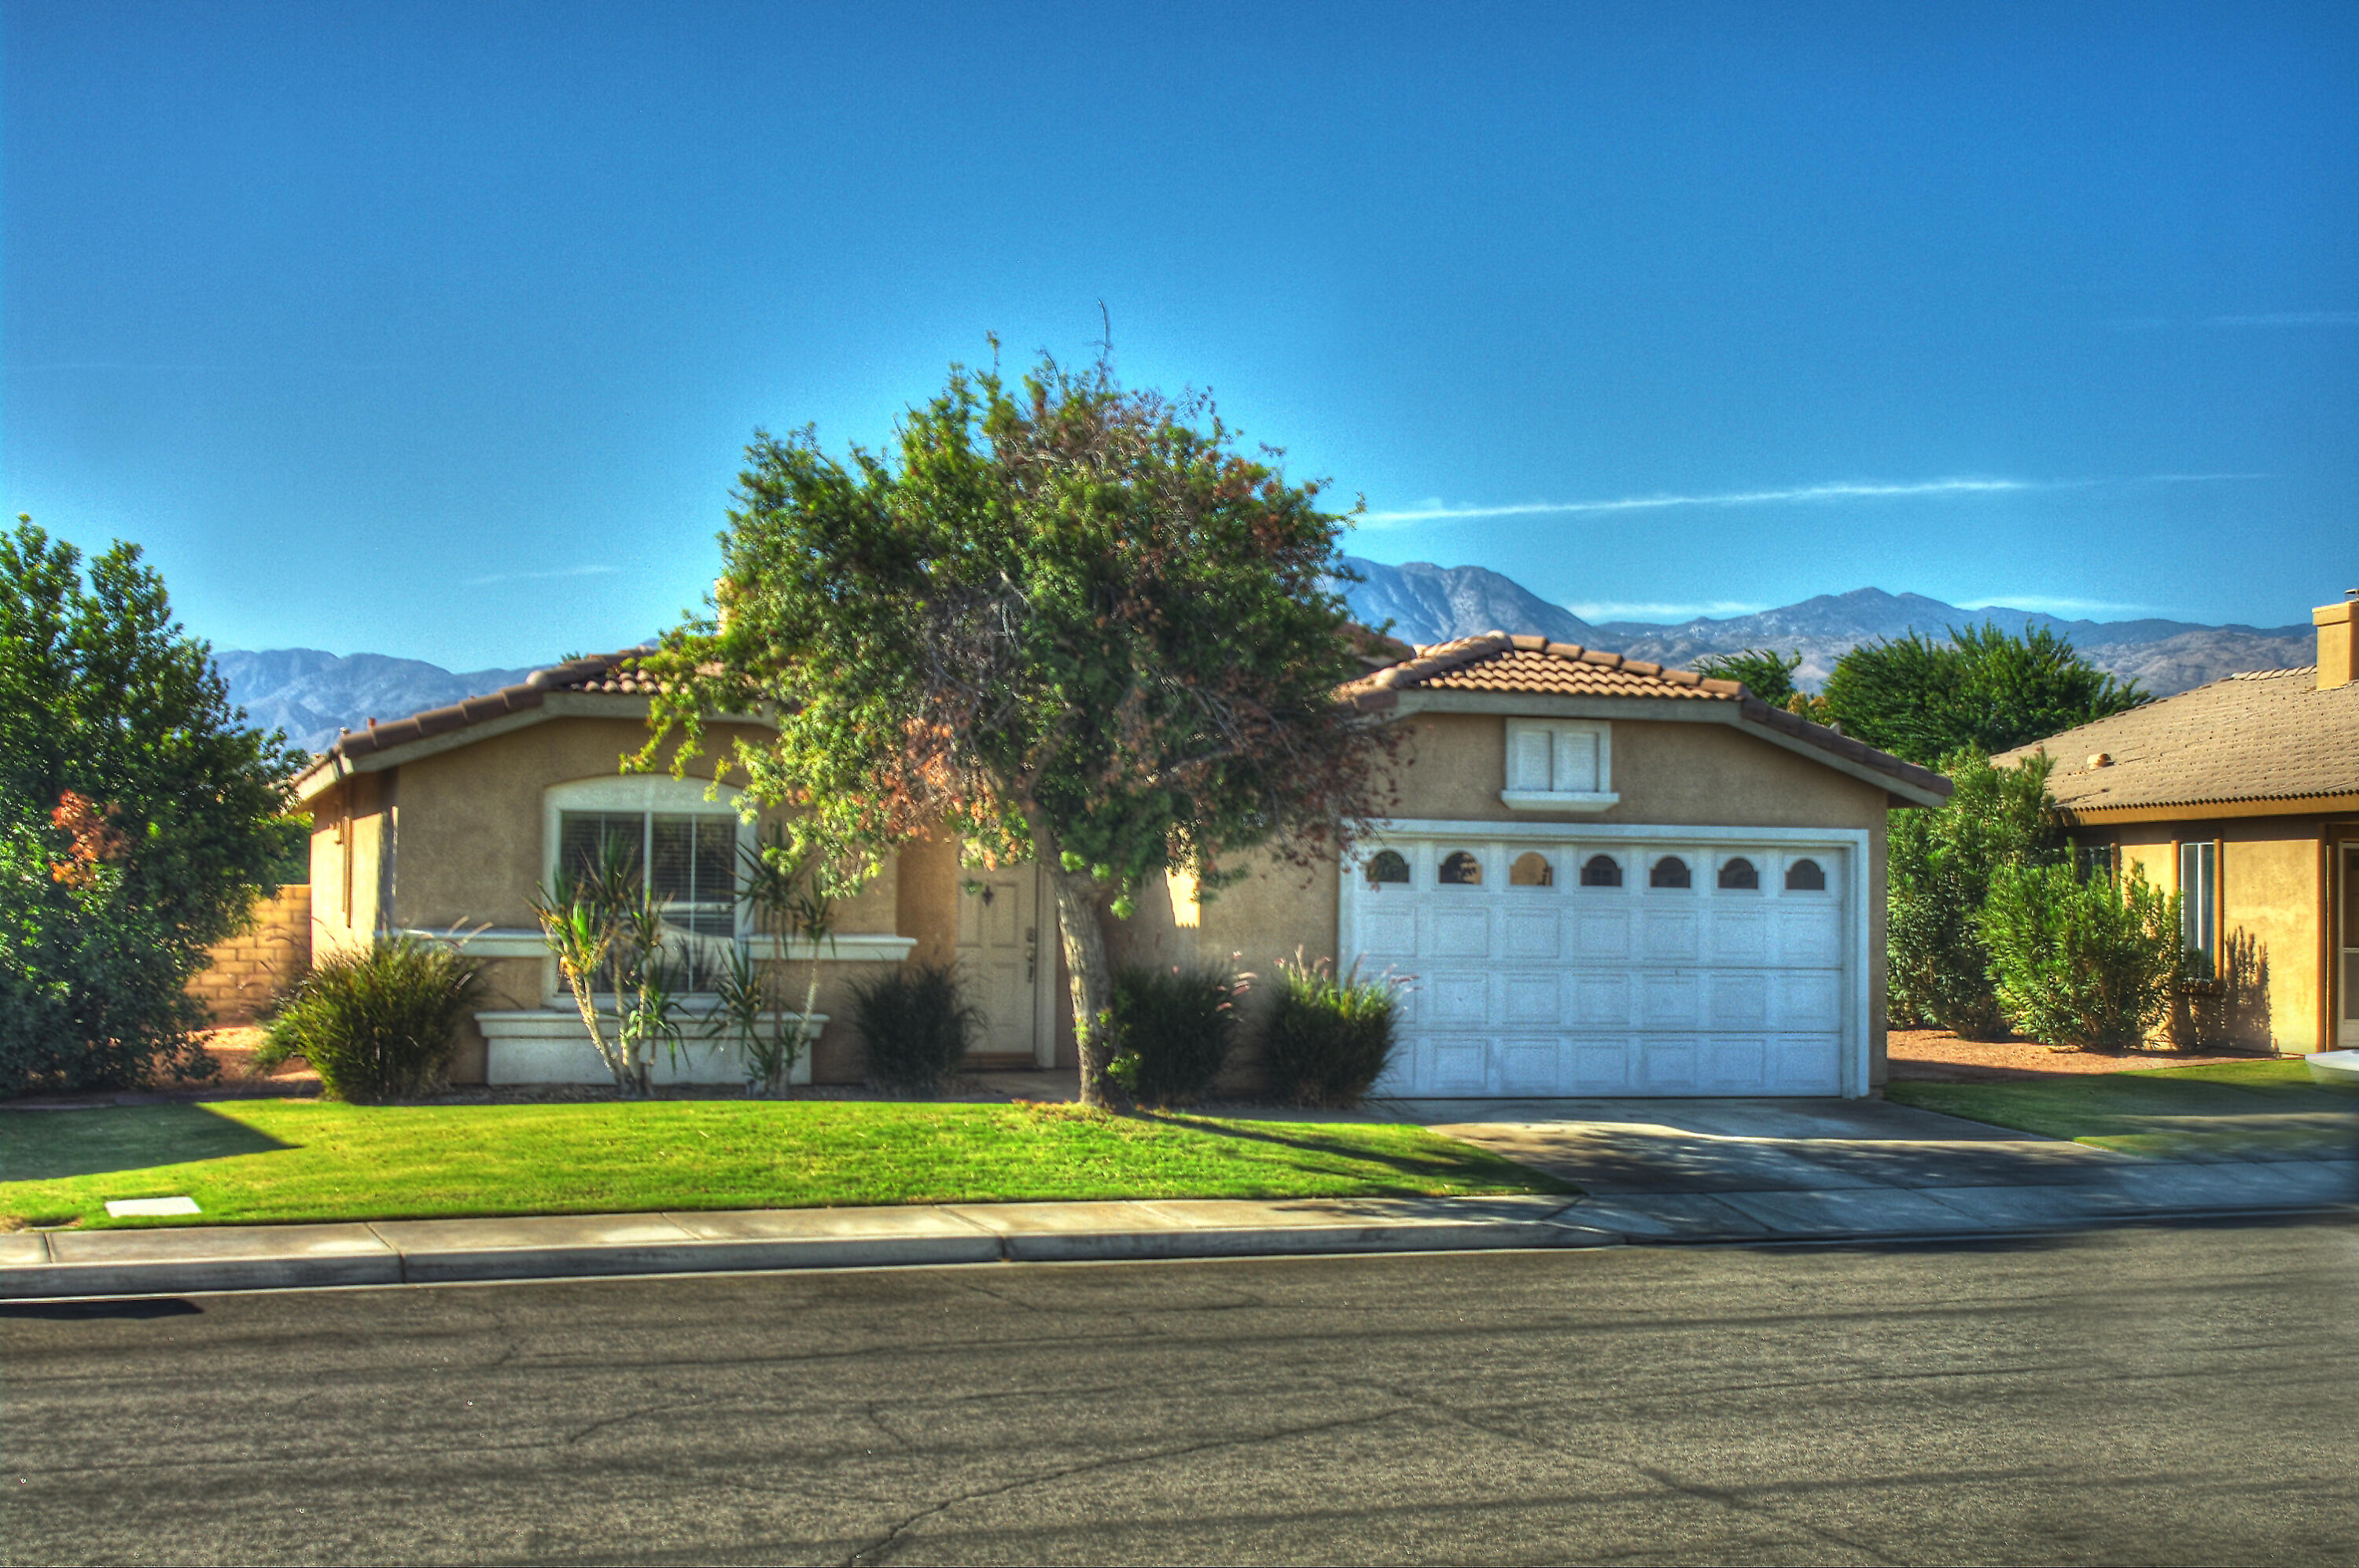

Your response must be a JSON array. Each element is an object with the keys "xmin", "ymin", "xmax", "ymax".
[
  {"xmin": 187, "ymin": 885, "xmax": 313, "ymax": 1025},
  {"xmin": 310, "ymin": 716, "xmax": 913, "ymax": 1084},
  {"xmin": 2108, "ymin": 815, "xmax": 2335, "ymax": 1053},
  {"xmin": 1113, "ymin": 708, "xmax": 1901, "ymax": 1090}
]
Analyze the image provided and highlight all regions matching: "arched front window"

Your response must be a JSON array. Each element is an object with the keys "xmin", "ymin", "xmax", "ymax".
[
  {"xmin": 1717, "ymin": 856, "xmax": 1759, "ymax": 890},
  {"xmin": 1439, "ymin": 851, "xmax": 1482, "ymax": 886},
  {"xmin": 1579, "ymin": 853, "xmax": 1622, "ymax": 888},
  {"xmin": 1649, "ymin": 856, "xmax": 1691, "ymax": 889},
  {"xmin": 1364, "ymin": 849, "xmax": 1411, "ymax": 887},
  {"xmin": 1510, "ymin": 851, "xmax": 1554, "ymax": 887},
  {"xmin": 1786, "ymin": 857, "xmax": 1827, "ymax": 892}
]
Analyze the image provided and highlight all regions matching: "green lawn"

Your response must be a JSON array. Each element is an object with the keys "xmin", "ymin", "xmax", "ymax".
[
  {"xmin": 0, "ymin": 1099, "xmax": 1567, "ymax": 1230},
  {"xmin": 1887, "ymin": 1058, "xmax": 2359, "ymax": 1160}
]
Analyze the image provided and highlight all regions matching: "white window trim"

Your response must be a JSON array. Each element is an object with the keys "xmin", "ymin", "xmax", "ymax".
[
  {"xmin": 540, "ymin": 775, "xmax": 754, "ymax": 1001},
  {"xmin": 1501, "ymin": 719, "xmax": 1619, "ymax": 812}
]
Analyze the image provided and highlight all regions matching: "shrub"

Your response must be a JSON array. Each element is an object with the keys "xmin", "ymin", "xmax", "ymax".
[
  {"xmin": 263, "ymin": 937, "xmax": 484, "ymax": 1102},
  {"xmin": 1886, "ymin": 750, "xmax": 2062, "ymax": 1038},
  {"xmin": 1261, "ymin": 954, "xmax": 1400, "ymax": 1107},
  {"xmin": 1108, "ymin": 963, "xmax": 1247, "ymax": 1106},
  {"xmin": 1978, "ymin": 862, "xmax": 2184, "ymax": 1048},
  {"xmin": 852, "ymin": 961, "xmax": 979, "ymax": 1094},
  {"xmin": 1, "ymin": 518, "xmax": 300, "ymax": 1097}
]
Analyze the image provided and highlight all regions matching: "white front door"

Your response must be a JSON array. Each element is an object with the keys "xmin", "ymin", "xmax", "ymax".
[
  {"xmin": 956, "ymin": 863, "xmax": 1047, "ymax": 1062},
  {"xmin": 1344, "ymin": 830, "xmax": 1862, "ymax": 1097}
]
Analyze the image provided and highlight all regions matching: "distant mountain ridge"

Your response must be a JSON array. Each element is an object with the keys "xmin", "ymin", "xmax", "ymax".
[
  {"xmin": 220, "ymin": 571, "xmax": 2316, "ymax": 749},
  {"xmin": 1332, "ymin": 559, "xmax": 2313, "ymax": 698}
]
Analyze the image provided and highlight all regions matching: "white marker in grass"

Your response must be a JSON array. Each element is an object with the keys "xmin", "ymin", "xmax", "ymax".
[{"xmin": 104, "ymin": 1197, "xmax": 201, "ymax": 1217}]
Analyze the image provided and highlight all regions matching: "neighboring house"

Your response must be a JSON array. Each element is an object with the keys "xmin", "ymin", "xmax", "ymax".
[
  {"xmin": 293, "ymin": 631, "xmax": 1949, "ymax": 1097},
  {"xmin": 1993, "ymin": 597, "xmax": 2359, "ymax": 1055}
]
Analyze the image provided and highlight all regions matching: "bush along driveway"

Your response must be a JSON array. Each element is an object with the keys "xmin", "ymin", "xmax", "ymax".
[
  {"xmin": 0, "ymin": 1099, "xmax": 1568, "ymax": 1231},
  {"xmin": 1886, "ymin": 1058, "xmax": 2359, "ymax": 1163}
]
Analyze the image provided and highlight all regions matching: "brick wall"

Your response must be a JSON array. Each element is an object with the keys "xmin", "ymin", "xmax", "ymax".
[{"xmin": 187, "ymin": 885, "xmax": 313, "ymax": 1025}]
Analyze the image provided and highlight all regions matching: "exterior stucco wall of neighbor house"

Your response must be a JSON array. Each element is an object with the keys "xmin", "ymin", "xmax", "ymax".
[
  {"xmin": 2107, "ymin": 815, "xmax": 2334, "ymax": 1054},
  {"xmin": 1113, "ymin": 709, "xmax": 1901, "ymax": 1090},
  {"xmin": 308, "ymin": 769, "xmax": 393, "ymax": 963},
  {"xmin": 311, "ymin": 716, "xmax": 917, "ymax": 1085}
]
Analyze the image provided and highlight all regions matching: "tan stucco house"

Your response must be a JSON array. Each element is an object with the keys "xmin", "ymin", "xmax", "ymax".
[
  {"xmin": 1993, "ymin": 598, "xmax": 2359, "ymax": 1056},
  {"xmin": 293, "ymin": 631, "xmax": 1949, "ymax": 1098}
]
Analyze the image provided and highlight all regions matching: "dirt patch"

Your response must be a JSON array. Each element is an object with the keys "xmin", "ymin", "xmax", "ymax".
[{"xmin": 1887, "ymin": 1027, "xmax": 2274, "ymax": 1084}]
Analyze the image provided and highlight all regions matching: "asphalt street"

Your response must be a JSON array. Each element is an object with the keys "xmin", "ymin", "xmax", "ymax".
[{"xmin": 5, "ymin": 1218, "xmax": 2354, "ymax": 1566}]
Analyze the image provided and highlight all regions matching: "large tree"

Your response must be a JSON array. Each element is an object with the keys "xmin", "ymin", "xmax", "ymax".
[
  {"xmin": 0, "ymin": 517, "xmax": 300, "ymax": 1095},
  {"xmin": 641, "ymin": 354, "xmax": 1397, "ymax": 1106},
  {"xmin": 1821, "ymin": 622, "xmax": 2143, "ymax": 766}
]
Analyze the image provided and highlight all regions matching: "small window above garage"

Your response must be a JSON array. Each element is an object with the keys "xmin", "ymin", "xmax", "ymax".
[{"xmin": 1500, "ymin": 720, "xmax": 1620, "ymax": 812}]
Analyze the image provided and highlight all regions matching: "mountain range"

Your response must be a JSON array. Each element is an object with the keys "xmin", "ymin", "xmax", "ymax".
[{"xmin": 217, "ymin": 565, "xmax": 2317, "ymax": 753}]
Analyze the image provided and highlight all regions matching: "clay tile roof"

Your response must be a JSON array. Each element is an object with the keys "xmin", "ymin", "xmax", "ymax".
[
  {"xmin": 1994, "ymin": 666, "xmax": 2359, "ymax": 812},
  {"xmin": 304, "ymin": 648, "xmax": 653, "ymax": 776},
  {"xmin": 1340, "ymin": 635, "xmax": 1947, "ymax": 798}
]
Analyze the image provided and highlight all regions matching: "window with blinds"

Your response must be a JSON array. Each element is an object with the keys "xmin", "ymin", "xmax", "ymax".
[{"xmin": 556, "ymin": 811, "xmax": 738, "ymax": 938}]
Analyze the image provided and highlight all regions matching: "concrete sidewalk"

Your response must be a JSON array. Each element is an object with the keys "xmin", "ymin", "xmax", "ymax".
[{"xmin": 4, "ymin": 1157, "xmax": 2352, "ymax": 1299}]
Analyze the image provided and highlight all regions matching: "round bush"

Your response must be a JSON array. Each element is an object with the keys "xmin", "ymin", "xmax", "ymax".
[
  {"xmin": 852, "ymin": 962, "xmax": 979, "ymax": 1093},
  {"xmin": 263, "ymin": 937, "xmax": 484, "ymax": 1102},
  {"xmin": 1109, "ymin": 964, "xmax": 1244, "ymax": 1106},
  {"xmin": 1261, "ymin": 958, "xmax": 1400, "ymax": 1107}
]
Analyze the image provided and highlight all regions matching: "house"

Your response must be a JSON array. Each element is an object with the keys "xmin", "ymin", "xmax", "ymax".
[
  {"xmin": 293, "ymin": 631, "xmax": 1950, "ymax": 1097},
  {"xmin": 1993, "ymin": 597, "xmax": 2359, "ymax": 1056}
]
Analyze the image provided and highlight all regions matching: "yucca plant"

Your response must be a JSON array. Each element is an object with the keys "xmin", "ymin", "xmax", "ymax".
[
  {"xmin": 261, "ymin": 937, "xmax": 484, "ymax": 1102},
  {"xmin": 528, "ymin": 834, "xmax": 695, "ymax": 1096},
  {"xmin": 710, "ymin": 825, "xmax": 836, "ymax": 1096}
]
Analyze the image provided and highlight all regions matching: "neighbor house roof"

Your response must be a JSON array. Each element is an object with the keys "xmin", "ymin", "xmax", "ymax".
[
  {"xmin": 1341, "ymin": 631, "xmax": 1951, "ymax": 801},
  {"xmin": 1994, "ymin": 665, "xmax": 2359, "ymax": 817},
  {"xmin": 291, "ymin": 650, "xmax": 672, "ymax": 801}
]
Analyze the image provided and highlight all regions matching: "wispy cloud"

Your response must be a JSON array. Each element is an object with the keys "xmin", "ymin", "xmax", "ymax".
[
  {"xmin": 463, "ymin": 565, "xmax": 623, "ymax": 587},
  {"xmin": 2202, "ymin": 311, "xmax": 2359, "ymax": 327},
  {"xmin": 1566, "ymin": 599, "xmax": 1769, "ymax": 623},
  {"xmin": 1358, "ymin": 471, "xmax": 2264, "ymax": 528},
  {"xmin": 1955, "ymin": 594, "xmax": 2158, "ymax": 617}
]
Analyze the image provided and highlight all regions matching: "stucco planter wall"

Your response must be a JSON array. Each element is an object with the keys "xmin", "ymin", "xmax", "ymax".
[{"xmin": 476, "ymin": 1009, "xmax": 823, "ymax": 1087}]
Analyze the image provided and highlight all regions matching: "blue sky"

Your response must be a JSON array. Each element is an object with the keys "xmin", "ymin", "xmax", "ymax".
[{"xmin": 4, "ymin": 2, "xmax": 2353, "ymax": 668}]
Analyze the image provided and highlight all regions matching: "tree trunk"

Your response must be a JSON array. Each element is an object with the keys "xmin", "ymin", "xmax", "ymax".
[{"xmin": 1028, "ymin": 813, "xmax": 1118, "ymax": 1109}]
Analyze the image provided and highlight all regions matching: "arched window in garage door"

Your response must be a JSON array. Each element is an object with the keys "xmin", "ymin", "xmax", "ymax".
[
  {"xmin": 1364, "ymin": 850, "xmax": 1411, "ymax": 888},
  {"xmin": 1717, "ymin": 856, "xmax": 1759, "ymax": 890},
  {"xmin": 1649, "ymin": 855, "xmax": 1692, "ymax": 889},
  {"xmin": 1785, "ymin": 857, "xmax": 1827, "ymax": 892},
  {"xmin": 1438, "ymin": 850, "xmax": 1483, "ymax": 885},
  {"xmin": 1510, "ymin": 852, "xmax": 1554, "ymax": 887},
  {"xmin": 1579, "ymin": 853, "xmax": 1623, "ymax": 888}
]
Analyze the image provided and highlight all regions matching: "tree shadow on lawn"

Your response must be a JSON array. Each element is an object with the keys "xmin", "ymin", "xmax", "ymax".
[
  {"xmin": 1131, "ymin": 1110, "xmax": 1576, "ymax": 1192},
  {"xmin": 0, "ymin": 1103, "xmax": 293, "ymax": 1183}
]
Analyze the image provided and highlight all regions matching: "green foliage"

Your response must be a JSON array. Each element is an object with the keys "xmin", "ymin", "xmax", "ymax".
[
  {"xmin": 1107, "ymin": 962, "xmax": 1248, "ymax": 1106},
  {"xmin": 1886, "ymin": 752, "xmax": 2063, "ymax": 1039},
  {"xmin": 1978, "ymin": 863, "xmax": 2184, "ymax": 1050},
  {"xmin": 0, "ymin": 517, "xmax": 300, "ymax": 1098},
  {"xmin": 1694, "ymin": 647, "xmax": 1805, "ymax": 706},
  {"xmin": 1261, "ymin": 953, "xmax": 1402, "ymax": 1107},
  {"xmin": 1822, "ymin": 622, "xmax": 2143, "ymax": 766},
  {"xmin": 528, "ymin": 832, "xmax": 701, "ymax": 1097},
  {"xmin": 851, "ymin": 961, "xmax": 980, "ymax": 1093},
  {"xmin": 637, "ymin": 351, "xmax": 1399, "ymax": 1105},
  {"xmin": 711, "ymin": 824, "xmax": 837, "ymax": 1095},
  {"xmin": 262, "ymin": 937, "xmax": 485, "ymax": 1102},
  {"xmin": 260, "ymin": 814, "xmax": 311, "ymax": 889}
]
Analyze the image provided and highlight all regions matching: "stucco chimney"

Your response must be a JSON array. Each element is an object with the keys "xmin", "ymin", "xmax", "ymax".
[{"xmin": 2318, "ymin": 594, "xmax": 2358, "ymax": 691}]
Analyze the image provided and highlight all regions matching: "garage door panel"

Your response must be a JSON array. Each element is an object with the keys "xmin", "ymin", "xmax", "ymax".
[
  {"xmin": 1570, "ymin": 974, "xmax": 1632, "ymax": 1025},
  {"xmin": 1708, "ymin": 972, "xmax": 1770, "ymax": 1028},
  {"xmin": 1776, "ymin": 906, "xmax": 1844, "ymax": 964},
  {"xmin": 1499, "ymin": 1038, "xmax": 1562, "ymax": 1094},
  {"xmin": 1503, "ymin": 974, "xmax": 1560, "ymax": 1025},
  {"xmin": 1419, "ymin": 1038, "xmax": 1490, "ymax": 1095},
  {"xmin": 1640, "ymin": 1037, "xmax": 1699, "ymax": 1090},
  {"xmin": 1710, "ymin": 907, "xmax": 1768, "ymax": 961},
  {"xmin": 1640, "ymin": 974, "xmax": 1700, "ymax": 1028},
  {"xmin": 1503, "ymin": 910, "xmax": 1560, "ymax": 959},
  {"xmin": 1775, "ymin": 972, "xmax": 1843, "ymax": 1030},
  {"xmin": 1570, "ymin": 1040, "xmax": 1632, "ymax": 1090},
  {"xmin": 1429, "ymin": 907, "xmax": 1491, "ymax": 958},
  {"xmin": 1642, "ymin": 910, "xmax": 1699, "ymax": 959},
  {"xmin": 1423, "ymin": 972, "xmax": 1490, "ymax": 1025},
  {"xmin": 1770, "ymin": 1036, "xmax": 1842, "ymax": 1093},
  {"xmin": 1570, "ymin": 906, "xmax": 1631, "ymax": 959},
  {"xmin": 1359, "ymin": 904, "xmax": 1418, "ymax": 957}
]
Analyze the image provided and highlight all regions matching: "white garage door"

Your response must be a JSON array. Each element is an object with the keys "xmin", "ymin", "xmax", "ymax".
[{"xmin": 1344, "ymin": 832, "xmax": 1858, "ymax": 1097}]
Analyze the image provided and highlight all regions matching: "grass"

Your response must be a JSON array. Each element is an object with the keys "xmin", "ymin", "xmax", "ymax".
[
  {"xmin": 1887, "ymin": 1058, "xmax": 2358, "ymax": 1160},
  {"xmin": 0, "ymin": 1099, "xmax": 1567, "ymax": 1230}
]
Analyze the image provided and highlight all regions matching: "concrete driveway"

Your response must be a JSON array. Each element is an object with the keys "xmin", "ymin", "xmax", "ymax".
[{"xmin": 1378, "ymin": 1095, "xmax": 2354, "ymax": 1239}]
